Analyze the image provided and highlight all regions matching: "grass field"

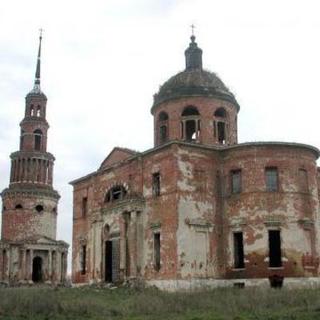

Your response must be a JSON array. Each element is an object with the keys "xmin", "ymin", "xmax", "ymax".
[{"xmin": 0, "ymin": 285, "xmax": 319, "ymax": 320}]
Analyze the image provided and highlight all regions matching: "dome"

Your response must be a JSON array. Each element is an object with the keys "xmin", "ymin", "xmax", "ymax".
[{"xmin": 151, "ymin": 35, "xmax": 240, "ymax": 113}]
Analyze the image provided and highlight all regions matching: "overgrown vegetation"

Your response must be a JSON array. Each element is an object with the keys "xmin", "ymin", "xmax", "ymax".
[{"xmin": 0, "ymin": 286, "xmax": 319, "ymax": 319}]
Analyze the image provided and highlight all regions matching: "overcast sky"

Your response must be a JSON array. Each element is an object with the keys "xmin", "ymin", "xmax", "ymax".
[{"xmin": 1, "ymin": 0, "xmax": 320, "ymax": 271}]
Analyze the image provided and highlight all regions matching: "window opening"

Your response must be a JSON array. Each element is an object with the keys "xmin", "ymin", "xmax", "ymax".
[
  {"xmin": 231, "ymin": 170, "xmax": 241, "ymax": 194},
  {"xmin": 154, "ymin": 233, "xmax": 161, "ymax": 271},
  {"xmin": 105, "ymin": 240, "xmax": 113, "ymax": 282},
  {"xmin": 217, "ymin": 122, "xmax": 225, "ymax": 144},
  {"xmin": 82, "ymin": 197, "xmax": 88, "ymax": 217},
  {"xmin": 35, "ymin": 205, "xmax": 44, "ymax": 213},
  {"xmin": 186, "ymin": 119, "xmax": 196, "ymax": 141},
  {"xmin": 152, "ymin": 172, "xmax": 160, "ymax": 197},
  {"xmin": 36, "ymin": 106, "xmax": 41, "ymax": 117},
  {"xmin": 214, "ymin": 107, "xmax": 227, "ymax": 118},
  {"xmin": 34, "ymin": 129, "xmax": 42, "ymax": 151},
  {"xmin": 266, "ymin": 167, "xmax": 278, "ymax": 192},
  {"xmin": 81, "ymin": 245, "xmax": 86, "ymax": 275},
  {"xmin": 105, "ymin": 186, "xmax": 127, "ymax": 203},
  {"xmin": 233, "ymin": 232, "xmax": 245, "ymax": 269},
  {"xmin": 269, "ymin": 230, "xmax": 282, "ymax": 267},
  {"xmin": 15, "ymin": 204, "xmax": 23, "ymax": 209},
  {"xmin": 182, "ymin": 106, "xmax": 199, "ymax": 116},
  {"xmin": 30, "ymin": 105, "xmax": 35, "ymax": 116},
  {"xmin": 158, "ymin": 111, "xmax": 168, "ymax": 121},
  {"xmin": 159, "ymin": 125, "xmax": 167, "ymax": 144}
]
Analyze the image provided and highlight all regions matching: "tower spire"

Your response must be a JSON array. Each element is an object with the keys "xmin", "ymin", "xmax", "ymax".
[{"xmin": 32, "ymin": 29, "xmax": 43, "ymax": 93}]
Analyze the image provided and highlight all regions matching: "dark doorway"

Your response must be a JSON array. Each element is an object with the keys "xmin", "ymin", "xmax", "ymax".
[
  {"xmin": 233, "ymin": 232, "xmax": 245, "ymax": 269},
  {"xmin": 105, "ymin": 241, "xmax": 113, "ymax": 282},
  {"xmin": 269, "ymin": 230, "xmax": 282, "ymax": 267},
  {"xmin": 32, "ymin": 256, "xmax": 43, "ymax": 282}
]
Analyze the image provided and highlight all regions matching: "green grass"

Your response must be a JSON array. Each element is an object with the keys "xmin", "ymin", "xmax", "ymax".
[{"xmin": 0, "ymin": 285, "xmax": 319, "ymax": 320}]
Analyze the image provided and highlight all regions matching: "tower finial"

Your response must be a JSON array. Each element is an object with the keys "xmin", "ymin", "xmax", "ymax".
[
  {"xmin": 185, "ymin": 26, "xmax": 202, "ymax": 70},
  {"xmin": 191, "ymin": 24, "xmax": 195, "ymax": 36},
  {"xmin": 33, "ymin": 29, "xmax": 43, "ymax": 92}
]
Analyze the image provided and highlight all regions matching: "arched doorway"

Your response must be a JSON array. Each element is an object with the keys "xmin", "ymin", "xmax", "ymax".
[{"xmin": 32, "ymin": 257, "xmax": 43, "ymax": 282}]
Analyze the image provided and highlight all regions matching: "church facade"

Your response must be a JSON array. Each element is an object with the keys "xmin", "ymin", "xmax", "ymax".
[
  {"xmin": 71, "ymin": 35, "xmax": 320, "ymax": 290},
  {"xmin": 0, "ymin": 34, "xmax": 68, "ymax": 285}
]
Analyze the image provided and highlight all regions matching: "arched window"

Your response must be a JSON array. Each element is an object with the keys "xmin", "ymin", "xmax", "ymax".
[
  {"xmin": 158, "ymin": 112, "xmax": 169, "ymax": 144},
  {"xmin": 34, "ymin": 129, "xmax": 43, "ymax": 151},
  {"xmin": 15, "ymin": 204, "xmax": 23, "ymax": 209},
  {"xmin": 158, "ymin": 111, "xmax": 168, "ymax": 121},
  {"xmin": 214, "ymin": 108, "xmax": 227, "ymax": 144},
  {"xmin": 105, "ymin": 185, "xmax": 127, "ymax": 203},
  {"xmin": 214, "ymin": 107, "xmax": 227, "ymax": 118},
  {"xmin": 36, "ymin": 105, "xmax": 41, "ymax": 117},
  {"xmin": 30, "ymin": 105, "xmax": 35, "ymax": 116},
  {"xmin": 181, "ymin": 106, "xmax": 200, "ymax": 142}
]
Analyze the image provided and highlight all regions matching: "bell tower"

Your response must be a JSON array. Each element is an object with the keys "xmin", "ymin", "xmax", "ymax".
[
  {"xmin": 1, "ymin": 32, "xmax": 59, "ymax": 241},
  {"xmin": 152, "ymin": 34, "xmax": 240, "ymax": 147}
]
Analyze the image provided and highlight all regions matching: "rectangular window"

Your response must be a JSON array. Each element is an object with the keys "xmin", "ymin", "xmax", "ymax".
[
  {"xmin": 154, "ymin": 233, "xmax": 161, "ymax": 271},
  {"xmin": 265, "ymin": 167, "xmax": 278, "ymax": 192},
  {"xmin": 82, "ymin": 197, "xmax": 88, "ymax": 217},
  {"xmin": 152, "ymin": 172, "xmax": 161, "ymax": 197},
  {"xmin": 268, "ymin": 230, "xmax": 282, "ymax": 267},
  {"xmin": 231, "ymin": 170, "xmax": 241, "ymax": 194},
  {"xmin": 233, "ymin": 232, "xmax": 245, "ymax": 269},
  {"xmin": 81, "ymin": 245, "xmax": 87, "ymax": 275},
  {"xmin": 298, "ymin": 169, "xmax": 308, "ymax": 193}
]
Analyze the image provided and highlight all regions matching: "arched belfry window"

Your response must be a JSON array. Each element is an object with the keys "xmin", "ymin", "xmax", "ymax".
[
  {"xmin": 214, "ymin": 107, "xmax": 228, "ymax": 144},
  {"xmin": 34, "ymin": 129, "xmax": 43, "ymax": 151},
  {"xmin": 158, "ymin": 111, "xmax": 169, "ymax": 144},
  {"xmin": 181, "ymin": 106, "xmax": 200, "ymax": 142},
  {"xmin": 105, "ymin": 185, "xmax": 127, "ymax": 203},
  {"xmin": 36, "ymin": 105, "xmax": 41, "ymax": 117},
  {"xmin": 30, "ymin": 105, "xmax": 35, "ymax": 116}
]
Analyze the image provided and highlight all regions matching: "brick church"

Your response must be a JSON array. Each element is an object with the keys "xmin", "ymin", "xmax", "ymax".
[
  {"xmin": 71, "ymin": 34, "xmax": 320, "ymax": 289},
  {"xmin": 0, "ymin": 34, "xmax": 68, "ymax": 285}
]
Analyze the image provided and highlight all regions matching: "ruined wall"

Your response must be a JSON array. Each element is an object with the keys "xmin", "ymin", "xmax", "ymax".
[
  {"xmin": 222, "ymin": 144, "xmax": 320, "ymax": 279},
  {"xmin": 1, "ymin": 191, "xmax": 58, "ymax": 241},
  {"xmin": 175, "ymin": 144, "xmax": 221, "ymax": 279},
  {"xmin": 153, "ymin": 97, "xmax": 238, "ymax": 146},
  {"xmin": 72, "ymin": 145, "xmax": 180, "ymax": 283}
]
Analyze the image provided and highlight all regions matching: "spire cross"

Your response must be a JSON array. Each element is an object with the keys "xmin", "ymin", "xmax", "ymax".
[{"xmin": 190, "ymin": 24, "xmax": 195, "ymax": 36}]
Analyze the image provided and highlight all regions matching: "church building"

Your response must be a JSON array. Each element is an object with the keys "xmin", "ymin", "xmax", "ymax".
[
  {"xmin": 71, "ymin": 34, "xmax": 320, "ymax": 290},
  {"xmin": 0, "ymin": 34, "xmax": 68, "ymax": 285}
]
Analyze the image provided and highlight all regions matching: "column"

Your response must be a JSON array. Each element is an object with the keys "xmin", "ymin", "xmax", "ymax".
[
  {"xmin": 6, "ymin": 249, "xmax": 11, "ymax": 282},
  {"xmin": 136, "ymin": 212, "xmax": 142, "ymax": 276},
  {"xmin": 129, "ymin": 211, "xmax": 137, "ymax": 278},
  {"xmin": 10, "ymin": 160, "xmax": 14, "ymax": 182},
  {"xmin": 29, "ymin": 249, "xmax": 33, "ymax": 282},
  {"xmin": 119, "ymin": 217, "xmax": 126, "ymax": 281},
  {"xmin": 48, "ymin": 250, "xmax": 52, "ymax": 282},
  {"xmin": 22, "ymin": 249, "xmax": 26, "ymax": 281},
  {"xmin": 48, "ymin": 161, "xmax": 53, "ymax": 185},
  {"xmin": 56, "ymin": 251, "xmax": 60, "ymax": 283}
]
